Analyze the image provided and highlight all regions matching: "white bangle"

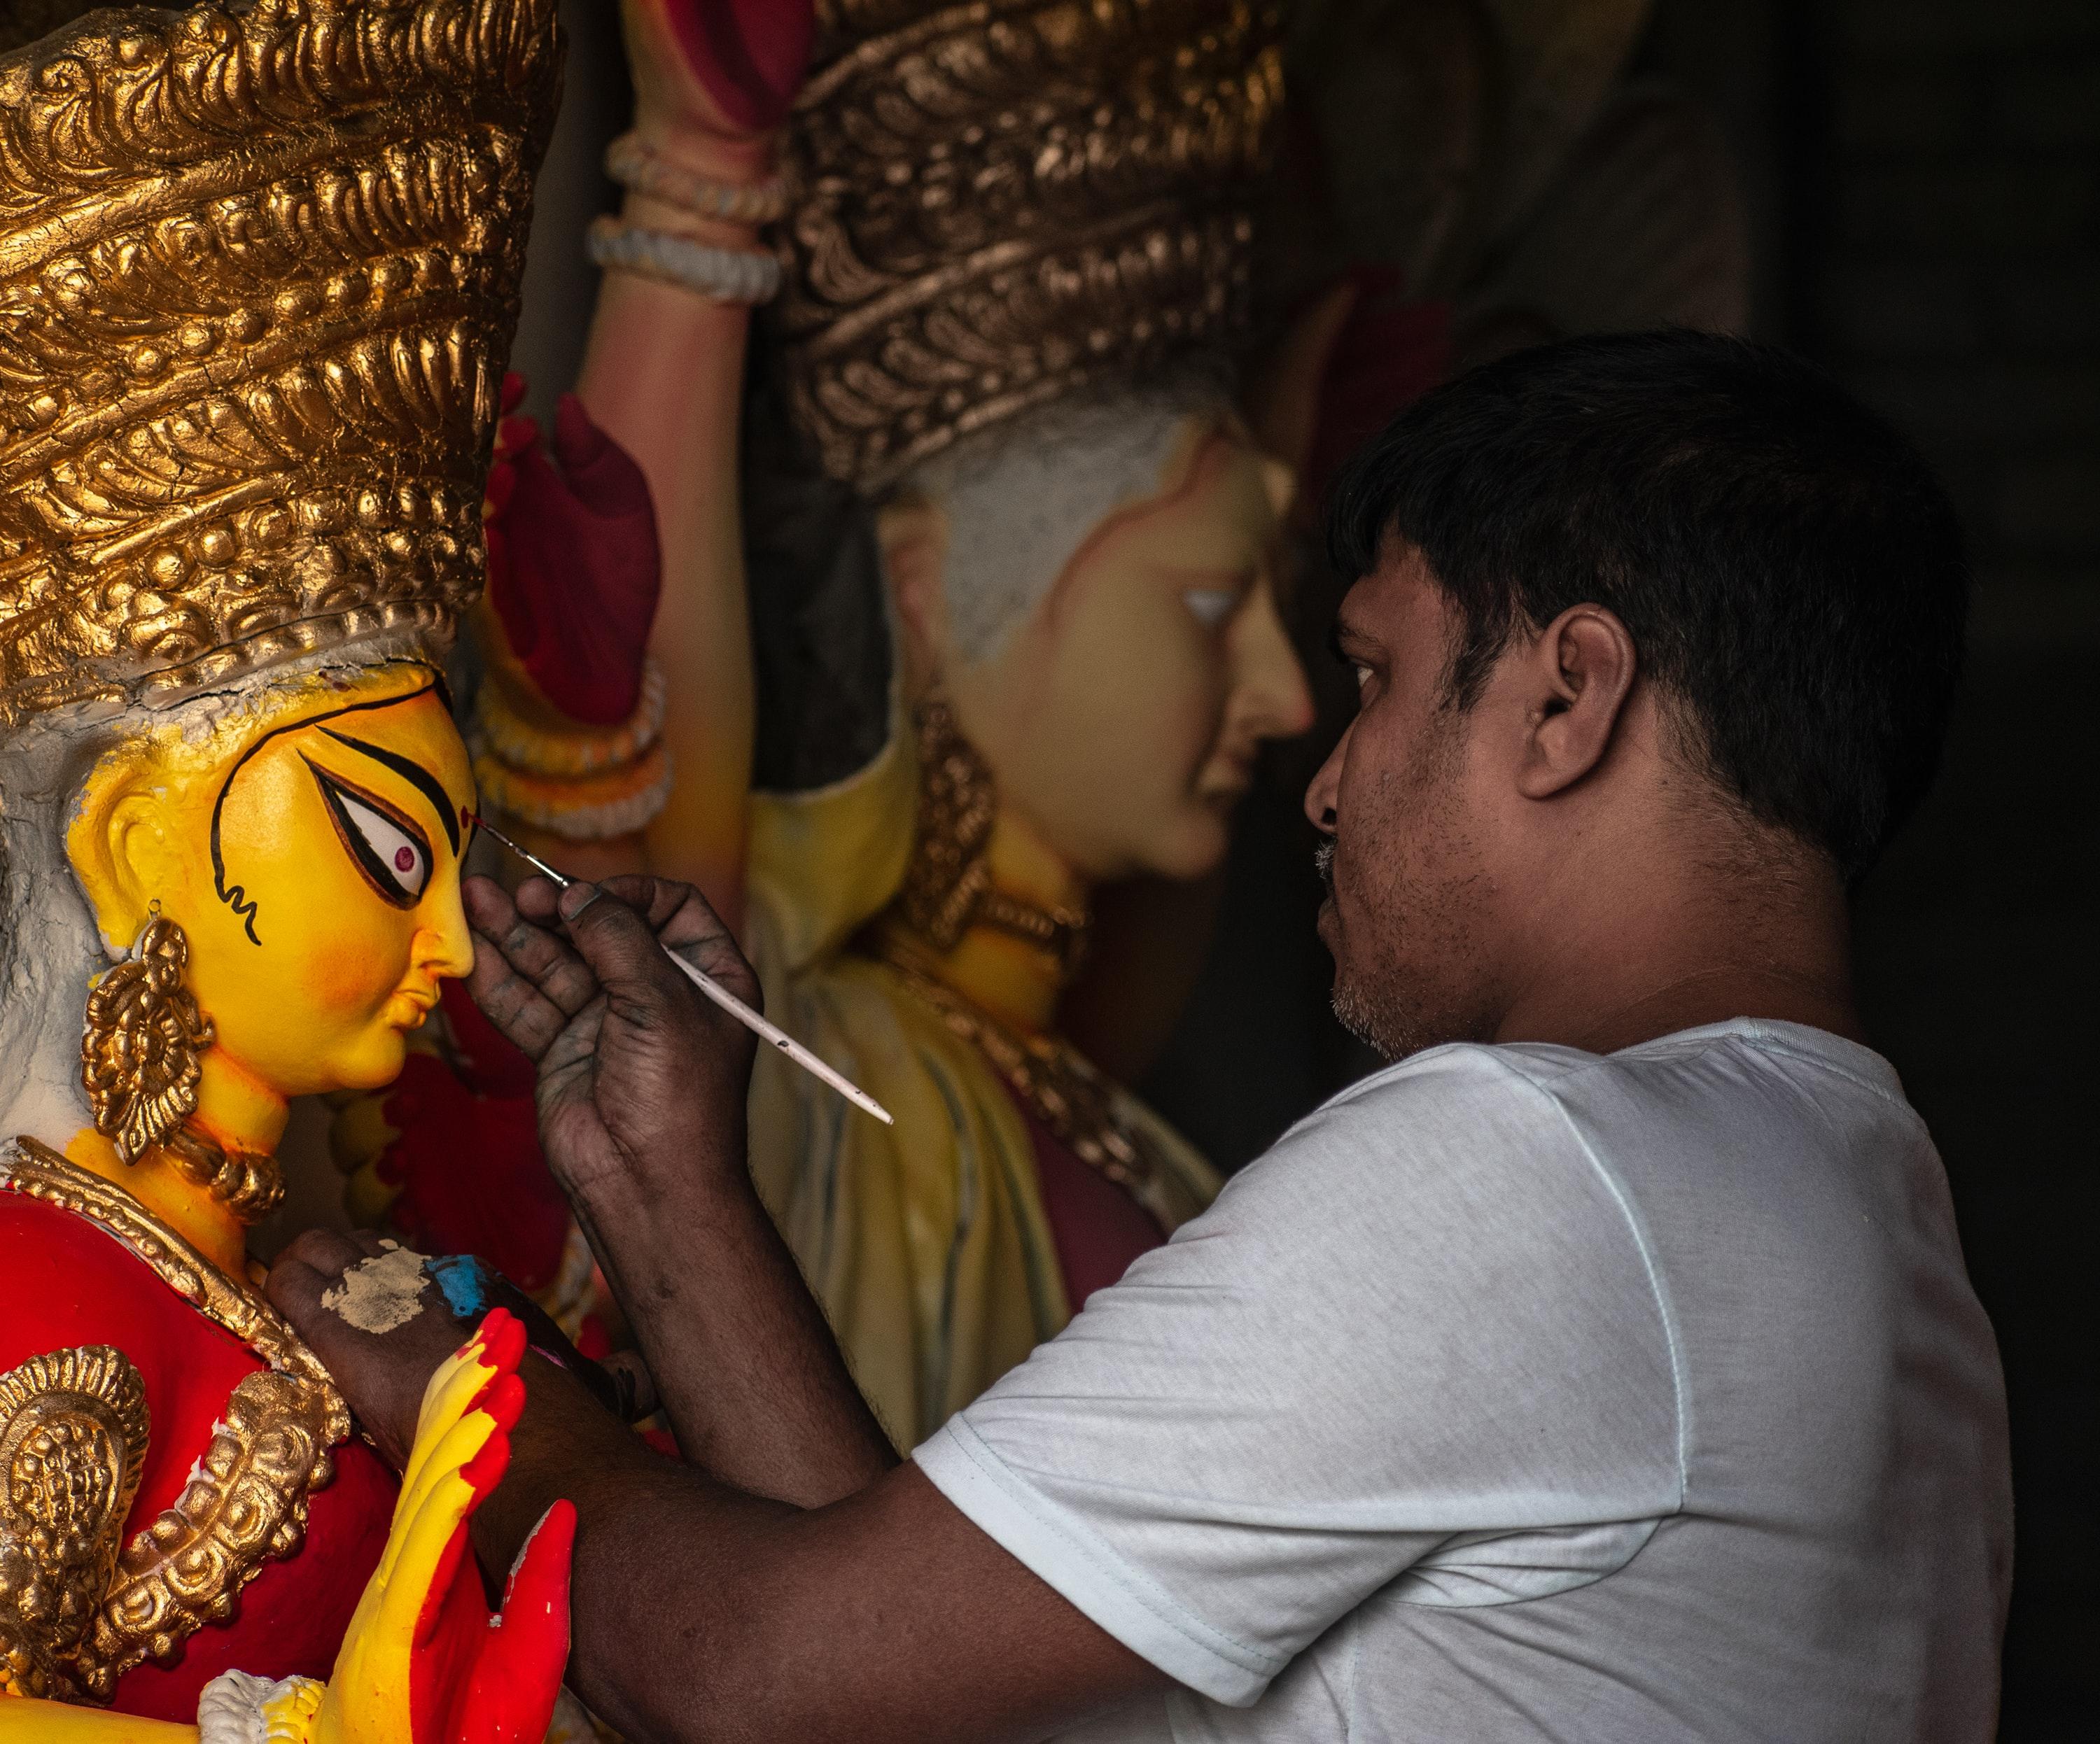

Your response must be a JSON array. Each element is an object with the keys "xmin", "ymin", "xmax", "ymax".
[
  {"xmin": 198, "ymin": 1671, "xmax": 325, "ymax": 1743},
  {"xmin": 606, "ymin": 132, "xmax": 790, "ymax": 226},
  {"xmin": 586, "ymin": 216, "xmax": 781, "ymax": 304}
]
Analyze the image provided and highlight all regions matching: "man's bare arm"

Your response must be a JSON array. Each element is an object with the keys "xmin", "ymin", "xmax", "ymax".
[
  {"xmin": 484, "ymin": 1358, "xmax": 1157, "ymax": 1744},
  {"xmin": 268, "ymin": 871, "xmax": 1163, "ymax": 1738}
]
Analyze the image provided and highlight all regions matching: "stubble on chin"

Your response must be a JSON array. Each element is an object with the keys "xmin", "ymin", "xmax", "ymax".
[{"xmin": 1317, "ymin": 798, "xmax": 1493, "ymax": 1064}]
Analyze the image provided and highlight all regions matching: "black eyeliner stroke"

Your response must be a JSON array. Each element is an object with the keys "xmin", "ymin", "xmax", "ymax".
[
  {"xmin": 208, "ymin": 675, "xmax": 444, "ymax": 947},
  {"xmin": 301, "ymin": 754, "xmax": 431, "ymax": 910},
  {"xmin": 319, "ymin": 728, "xmax": 461, "ymax": 855}
]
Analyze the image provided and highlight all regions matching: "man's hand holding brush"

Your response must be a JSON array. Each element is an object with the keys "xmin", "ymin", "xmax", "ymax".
[
  {"xmin": 461, "ymin": 872, "xmax": 757, "ymax": 1206},
  {"xmin": 451, "ymin": 870, "xmax": 894, "ymax": 1496}
]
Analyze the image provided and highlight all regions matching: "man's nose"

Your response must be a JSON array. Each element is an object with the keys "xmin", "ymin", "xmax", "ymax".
[
  {"xmin": 1305, "ymin": 721, "xmax": 1347, "ymax": 835},
  {"xmin": 1229, "ymin": 583, "xmax": 1316, "ymax": 743}
]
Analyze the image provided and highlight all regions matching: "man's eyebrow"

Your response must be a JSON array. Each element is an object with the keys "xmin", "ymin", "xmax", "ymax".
[
  {"xmin": 319, "ymin": 729, "xmax": 461, "ymax": 855},
  {"xmin": 1329, "ymin": 618, "xmax": 1378, "ymax": 661}
]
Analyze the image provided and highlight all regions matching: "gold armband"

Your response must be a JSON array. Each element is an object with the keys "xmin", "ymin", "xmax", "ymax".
[{"xmin": 0, "ymin": 1347, "xmax": 148, "ymax": 1700}]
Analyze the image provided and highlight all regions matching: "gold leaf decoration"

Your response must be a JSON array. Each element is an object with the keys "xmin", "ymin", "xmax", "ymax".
[
  {"xmin": 0, "ymin": 0, "xmax": 564, "ymax": 725},
  {"xmin": 774, "ymin": 0, "xmax": 1284, "ymax": 486}
]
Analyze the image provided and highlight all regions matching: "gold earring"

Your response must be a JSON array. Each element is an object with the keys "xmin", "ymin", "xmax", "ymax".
[
  {"xmin": 890, "ymin": 691, "xmax": 1090, "ymax": 977},
  {"xmin": 81, "ymin": 907, "xmax": 215, "ymax": 1165},
  {"xmin": 896, "ymin": 689, "xmax": 1000, "ymax": 953}
]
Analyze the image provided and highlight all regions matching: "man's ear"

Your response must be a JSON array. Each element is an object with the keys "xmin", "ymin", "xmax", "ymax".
[
  {"xmin": 874, "ymin": 494, "xmax": 951, "ymax": 690},
  {"xmin": 67, "ymin": 766, "xmax": 180, "ymax": 954},
  {"xmin": 1514, "ymin": 605, "xmax": 1638, "ymax": 801}
]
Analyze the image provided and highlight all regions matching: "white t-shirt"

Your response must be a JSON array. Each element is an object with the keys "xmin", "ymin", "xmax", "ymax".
[{"xmin": 914, "ymin": 1020, "xmax": 2012, "ymax": 1742}]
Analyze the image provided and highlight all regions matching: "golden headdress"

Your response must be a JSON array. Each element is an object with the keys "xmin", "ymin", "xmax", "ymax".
[
  {"xmin": 772, "ymin": 0, "xmax": 1284, "ymax": 488},
  {"xmin": 0, "ymin": 0, "xmax": 561, "ymax": 728}
]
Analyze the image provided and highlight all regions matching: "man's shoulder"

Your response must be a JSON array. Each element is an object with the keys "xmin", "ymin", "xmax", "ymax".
[
  {"xmin": 1270, "ymin": 1038, "xmax": 1604, "ymax": 1175},
  {"xmin": 1240, "ymin": 1020, "xmax": 1926, "ymax": 1259},
  {"xmin": 1218, "ymin": 1042, "xmax": 1655, "ymax": 1273},
  {"xmin": 1304, "ymin": 1020, "xmax": 1918, "ymax": 1144}
]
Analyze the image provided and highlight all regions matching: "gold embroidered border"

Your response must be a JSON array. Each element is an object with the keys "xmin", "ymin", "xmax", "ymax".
[
  {"xmin": 875, "ymin": 954, "xmax": 1163, "ymax": 1198},
  {"xmin": 0, "ymin": 1137, "xmax": 349, "ymax": 1699}
]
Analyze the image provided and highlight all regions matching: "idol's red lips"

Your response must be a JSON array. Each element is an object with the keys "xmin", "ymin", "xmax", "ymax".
[{"xmin": 391, "ymin": 983, "xmax": 440, "ymax": 1024}]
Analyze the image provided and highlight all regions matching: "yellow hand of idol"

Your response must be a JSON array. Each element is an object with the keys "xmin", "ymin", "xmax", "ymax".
[{"xmin": 265, "ymin": 1310, "xmax": 575, "ymax": 1744}]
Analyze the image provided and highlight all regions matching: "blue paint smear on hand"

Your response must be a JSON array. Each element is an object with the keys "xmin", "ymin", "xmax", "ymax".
[{"xmin": 428, "ymin": 1253, "xmax": 495, "ymax": 1320}]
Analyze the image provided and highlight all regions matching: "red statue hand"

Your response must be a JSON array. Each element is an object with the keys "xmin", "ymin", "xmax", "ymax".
[
  {"xmin": 622, "ymin": 0, "xmax": 816, "ymax": 147},
  {"xmin": 301, "ymin": 1311, "xmax": 575, "ymax": 1744},
  {"xmin": 484, "ymin": 386, "xmax": 662, "ymax": 726},
  {"xmin": 406, "ymin": 1313, "xmax": 576, "ymax": 1744},
  {"xmin": 448, "ymin": 1499, "xmax": 578, "ymax": 1744}
]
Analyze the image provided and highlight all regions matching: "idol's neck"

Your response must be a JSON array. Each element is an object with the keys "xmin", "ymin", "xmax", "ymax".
[
  {"xmin": 894, "ymin": 808, "xmax": 1088, "ymax": 1036},
  {"xmin": 64, "ymin": 1048, "xmax": 285, "ymax": 1280}
]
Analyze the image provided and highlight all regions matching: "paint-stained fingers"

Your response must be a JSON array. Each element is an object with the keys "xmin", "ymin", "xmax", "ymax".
[
  {"xmin": 463, "ymin": 878, "xmax": 601, "ymax": 1016},
  {"xmin": 590, "ymin": 873, "xmax": 760, "ymax": 1007},
  {"xmin": 464, "ymin": 943, "xmax": 570, "ymax": 1062}
]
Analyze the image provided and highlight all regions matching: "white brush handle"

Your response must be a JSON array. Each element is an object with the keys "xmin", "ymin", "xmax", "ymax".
[{"xmin": 661, "ymin": 947, "xmax": 895, "ymax": 1126}]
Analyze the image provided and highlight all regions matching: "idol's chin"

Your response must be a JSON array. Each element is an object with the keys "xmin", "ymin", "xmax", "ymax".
[
  {"xmin": 332, "ymin": 1029, "xmax": 412, "ymax": 1094},
  {"xmin": 1137, "ymin": 806, "xmax": 1232, "ymax": 883}
]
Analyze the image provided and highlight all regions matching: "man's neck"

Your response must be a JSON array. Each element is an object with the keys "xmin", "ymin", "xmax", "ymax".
[{"xmin": 1494, "ymin": 825, "xmax": 1863, "ymax": 1058}]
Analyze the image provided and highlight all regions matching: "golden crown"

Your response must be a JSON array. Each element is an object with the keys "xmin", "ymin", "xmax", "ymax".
[
  {"xmin": 0, "ymin": 0, "xmax": 561, "ymax": 727},
  {"xmin": 771, "ymin": 0, "xmax": 1284, "ymax": 488}
]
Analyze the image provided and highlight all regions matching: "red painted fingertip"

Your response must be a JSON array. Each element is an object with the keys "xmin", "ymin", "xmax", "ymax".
[
  {"xmin": 471, "ymin": 1371, "xmax": 526, "ymax": 1440},
  {"xmin": 467, "ymin": 1307, "xmax": 526, "ymax": 1377},
  {"xmin": 460, "ymin": 1426, "xmax": 512, "ymax": 1506},
  {"xmin": 502, "ymin": 1498, "xmax": 577, "ymax": 1613}
]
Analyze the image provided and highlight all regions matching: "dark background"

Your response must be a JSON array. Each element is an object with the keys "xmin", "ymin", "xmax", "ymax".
[{"xmin": 412, "ymin": 0, "xmax": 2100, "ymax": 1734}]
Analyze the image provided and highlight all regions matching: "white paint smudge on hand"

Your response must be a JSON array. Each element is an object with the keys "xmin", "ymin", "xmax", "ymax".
[{"xmin": 320, "ymin": 1243, "xmax": 431, "ymax": 1334}]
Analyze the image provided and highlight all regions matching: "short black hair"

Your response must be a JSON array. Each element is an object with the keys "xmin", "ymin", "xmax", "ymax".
[{"xmin": 1325, "ymin": 330, "xmax": 1970, "ymax": 880}]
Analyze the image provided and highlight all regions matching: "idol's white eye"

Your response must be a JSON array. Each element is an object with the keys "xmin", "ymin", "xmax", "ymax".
[
  {"xmin": 305, "ymin": 758, "xmax": 433, "ymax": 908},
  {"xmin": 1354, "ymin": 663, "xmax": 1374, "ymax": 691},
  {"xmin": 1183, "ymin": 587, "xmax": 1239, "ymax": 628}
]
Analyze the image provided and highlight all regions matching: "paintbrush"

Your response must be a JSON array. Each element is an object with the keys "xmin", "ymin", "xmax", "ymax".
[{"xmin": 466, "ymin": 813, "xmax": 895, "ymax": 1127}]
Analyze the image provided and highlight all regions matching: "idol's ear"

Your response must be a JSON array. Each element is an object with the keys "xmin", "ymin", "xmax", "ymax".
[
  {"xmin": 1242, "ymin": 277, "xmax": 1360, "ymax": 486},
  {"xmin": 66, "ymin": 748, "xmax": 181, "ymax": 955},
  {"xmin": 874, "ymin": 492, "xmax": 953, "ymax": 690}
]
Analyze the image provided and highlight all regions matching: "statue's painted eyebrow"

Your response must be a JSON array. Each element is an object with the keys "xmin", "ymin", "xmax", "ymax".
[
  {"xmin": 318, "ymin": 729, "xmax": 461, "ymax": 856},
  {"xmin": 211, "ymin": 674, "xmax": 446, "ymax": 947}
]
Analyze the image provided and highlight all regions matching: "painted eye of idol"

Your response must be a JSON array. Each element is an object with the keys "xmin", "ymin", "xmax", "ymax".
[
  {"xmin": 302, "ymin": 755, "xmax": 433, "ymax": 908},
  {"xmin": 211, "ymin": 677, "xmax": 468, "ymax": 945}
]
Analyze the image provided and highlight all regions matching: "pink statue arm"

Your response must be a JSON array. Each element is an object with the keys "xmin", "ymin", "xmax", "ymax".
[{"xmin": 571, "ymin": 0, "xmax": 816, "ymax": 931}]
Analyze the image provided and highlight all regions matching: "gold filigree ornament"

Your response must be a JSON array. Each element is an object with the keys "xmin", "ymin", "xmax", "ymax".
[
  {"xmin": 0, "ymin": 0, "xmax": 564, "ymax": 728},
  {"xmin": 80, "ymin": 911, "xmax": 213, "ymax": 1167},
  {"xmin": 891, "ymin": 691, "xmax": 1088, "ymax": 978},
  {"xmin": 0, "ymin": 1345, "xmax": 149, "ymax": 1700},
  {"xmin": 78, "ymin": 909, "xmax": 286, "ymax": 1223},
  {"xmin": 0, "ymin": 1137, "xmax": 350, "ymax": 1699},
  {"xmin": 772, "ymin": 0, "xmax": 1285, "ymax": 487}
]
